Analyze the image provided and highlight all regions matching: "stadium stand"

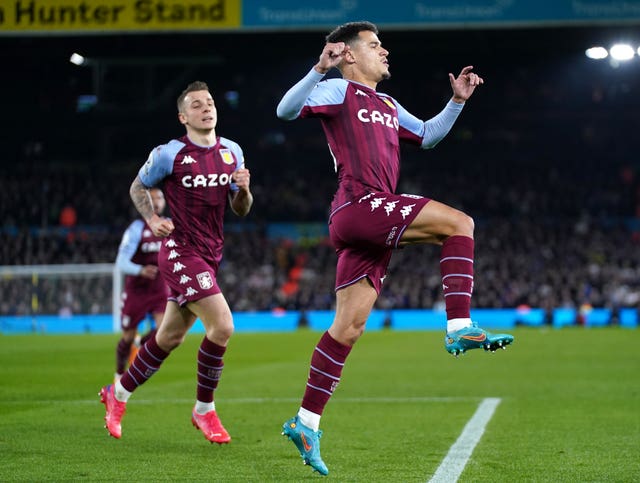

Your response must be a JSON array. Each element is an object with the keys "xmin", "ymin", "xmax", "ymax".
[{"xmin": 2, "ymin": 27, "xmax": 639, "ymax": 320}]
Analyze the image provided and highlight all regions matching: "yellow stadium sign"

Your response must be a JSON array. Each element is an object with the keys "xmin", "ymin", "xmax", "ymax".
[{"xmin": 0, "ymin": 0, "xmax": 241, "ymax": 34}]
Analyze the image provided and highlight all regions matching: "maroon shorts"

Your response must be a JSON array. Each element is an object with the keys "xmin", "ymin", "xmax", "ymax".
[
  {"xmin": 158, "ymin": 238, "xmax": 222, "ymax": 306},
  {"xmin": 329, "ymin": 192, "xmax": 430, "ymax": 293},
  {"xmin": 120, "ymin": 288, "xmax": 168, "ymax": 330}
]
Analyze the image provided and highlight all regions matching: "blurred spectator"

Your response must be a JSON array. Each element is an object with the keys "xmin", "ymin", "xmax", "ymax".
[{"xmin": 59, "ymin": 205, "xmax": 77, "ymax": 228}]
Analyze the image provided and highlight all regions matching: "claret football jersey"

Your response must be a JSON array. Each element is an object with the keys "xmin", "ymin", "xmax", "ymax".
[
  {"xmin": 295, "ymin": 78, "xmax": 426, "ymax": 210},
  {"xmin": 138, "ymin": 134, "xmax": 243, "ymax": 261}
]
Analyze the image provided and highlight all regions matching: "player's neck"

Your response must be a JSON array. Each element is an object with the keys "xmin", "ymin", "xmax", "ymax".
[
  {"xmin": 187, "ymin": 129, "xmax": 217, "ymax": 148},
  {"xmin": 344, "ymin": 72, "xmax": 378, "ymax": 90}
]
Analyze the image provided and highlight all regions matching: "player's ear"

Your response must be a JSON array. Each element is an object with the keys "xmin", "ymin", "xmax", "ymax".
[
  {"xmin": 344, "ymin": 48, "xmax": 356, "ymax": 64},
  {"xmin": 178, "ymin": 112, "xmax": 187, "ymax": 125}
]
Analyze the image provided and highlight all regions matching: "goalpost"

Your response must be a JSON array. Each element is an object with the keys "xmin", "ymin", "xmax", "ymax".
[{"xmin": 0, "ymin": 263, "xmax": 122, "ymax": 331}]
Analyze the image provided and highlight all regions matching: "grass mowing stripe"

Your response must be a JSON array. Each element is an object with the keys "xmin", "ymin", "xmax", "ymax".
[{"xmin": 428, "ymin": 397, "xmax": 501, "ymax": 483}]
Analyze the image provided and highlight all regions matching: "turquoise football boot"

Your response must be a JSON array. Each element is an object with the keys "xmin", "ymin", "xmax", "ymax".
[
  {"xmin": 282, "ymin": 416, "xmax": 328, "ymax": 476},
  {"xmin": 445, "ymin": 322, "xmax": 514, "ymax": 357}
]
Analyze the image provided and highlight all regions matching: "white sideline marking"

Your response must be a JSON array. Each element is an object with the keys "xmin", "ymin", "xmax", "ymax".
[{"xmin": 428, "ymin": 397, "xmax": 501, "ymax": 483}]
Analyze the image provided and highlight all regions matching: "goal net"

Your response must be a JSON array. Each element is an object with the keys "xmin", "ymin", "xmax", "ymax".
[{"xmin": 0, "ymin": 263, "xmax": 121, "ymax": 332}]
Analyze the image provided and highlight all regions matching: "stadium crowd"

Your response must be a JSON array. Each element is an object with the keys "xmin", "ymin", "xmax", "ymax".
[{"xmin": 2, "ymin": 27, "xmax": 640, "ymax": 317}]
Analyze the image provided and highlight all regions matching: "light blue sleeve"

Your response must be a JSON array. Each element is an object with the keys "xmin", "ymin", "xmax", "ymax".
[
  {"xmin": 115, "ymin": 220, "xmax": 144, "ymax": 275},
  {"xmin": 138, "ymin": 139, "xmax": 184, "ymax": 187},
  {"xmin": 276, "ymin": 68, "xmax": 333, "ymax": 120},
  {"xmin": 395, "ymin": 99, "xmax": 464, "ymax": 149},
  {"xmin": 220, "ymin": 137, "xmax": 244, "ymax": 192}
]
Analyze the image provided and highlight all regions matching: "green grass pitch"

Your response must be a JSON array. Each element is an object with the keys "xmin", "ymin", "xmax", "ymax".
[{"xmin": 1, "ymin": 327, "xmax": 639, "ymax": 481}]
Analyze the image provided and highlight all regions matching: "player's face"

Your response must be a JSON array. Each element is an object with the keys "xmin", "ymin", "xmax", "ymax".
[
  {"xmin": 150, "ymin": 188, "xmax": 165, "ymax": 215},
  {"xmin": 179, "ymin": 90, "xmax": 217, "ymax": 132},
  {"xmin": 350, "ymin": 30, "xmax": 390, "ymax": 82}
]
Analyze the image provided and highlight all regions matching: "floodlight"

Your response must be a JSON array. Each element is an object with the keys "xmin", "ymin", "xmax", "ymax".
[
  {"xmin": 609, "ymin": 44, "xmax": 634, "ymax": 61},
  {"xmin": 585, "ymin": 47, "xmax": 608, "ymax": 59},
  {"xmin": 69, "ymin": 53, "xmax": 86, "ymax": 66}
]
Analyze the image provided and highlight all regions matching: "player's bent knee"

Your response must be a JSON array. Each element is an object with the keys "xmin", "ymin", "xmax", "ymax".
[
  {"xmin": 345, "ymin": 331, "xmax": 364, "ymax": 345},
  {"xmin": 205, "ymin": 320, "xmax": 234, "ymax": 345},
  {"xmin": 156, "ymin": 327, "xmax": 187, "ymax": 351},
  {"xmin": 218, "ymin": 323, "xmax": 234, "ymax": 341},
  {"xmin": 121, "ymin": 330, "xmax": 136, "ymax": 343},
  {"xmin": 346, "ymin": 320, "xmax": 366, "ymax": 345},
  {"xmin": 453, "ymin": 212, "xmax": 474, "ymax": 236}
]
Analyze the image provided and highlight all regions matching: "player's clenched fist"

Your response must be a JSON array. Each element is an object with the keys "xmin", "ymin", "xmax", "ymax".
[
  {"xmin": 232, "ymin": 168, "xmax": 251, "ymax": 191},
  {"xmin": 148, "ymin": 214, "xmax": 174, "ymax": 237},
  {"xmin": 315, "ymin": 42, "xmax": 348, "ymax": 74}
]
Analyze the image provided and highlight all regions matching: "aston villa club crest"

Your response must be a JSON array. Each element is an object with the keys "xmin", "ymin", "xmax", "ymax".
[
  {"xmin": 382, "ymin": 97, "xmax": 396, "ymax": 110},
  {"xmin": 197, "ymin": 271, "xmax": 214, "ymax": 289},
  {"xmin": 220, "ymin": 149, "xmax": 234, "ymax": 165}
]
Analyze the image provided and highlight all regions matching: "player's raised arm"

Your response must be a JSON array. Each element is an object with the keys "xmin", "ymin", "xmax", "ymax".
[{"xmin": 276, "ymin": 42, "xmax": 346, "ymax": 121}]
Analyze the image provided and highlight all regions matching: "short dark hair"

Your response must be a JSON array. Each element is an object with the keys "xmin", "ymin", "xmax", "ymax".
[
  {"xmin": 325, "ymin": 21, "xmax": 378, "ymax": 44},
  {"xmin": 177, "ymin": 81, "xmax": 209, "ymax": 112}
]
